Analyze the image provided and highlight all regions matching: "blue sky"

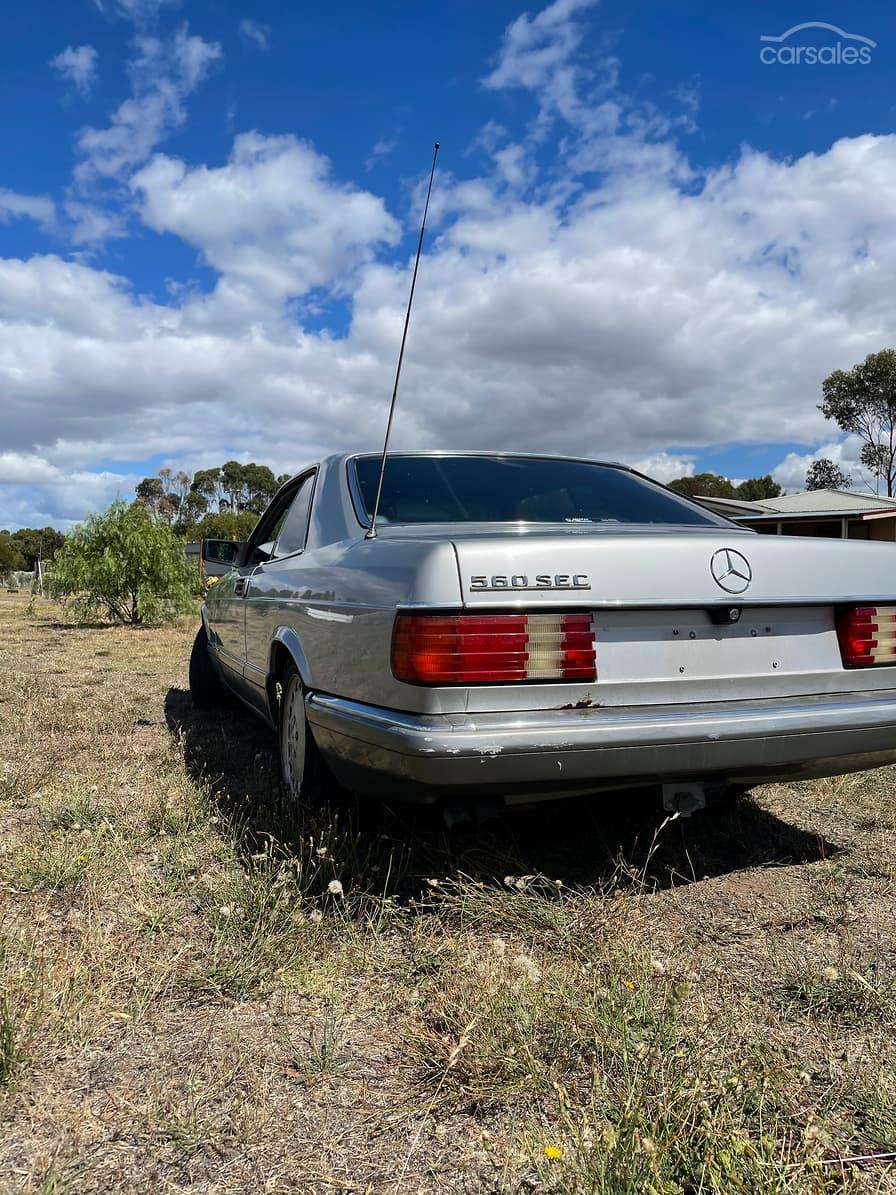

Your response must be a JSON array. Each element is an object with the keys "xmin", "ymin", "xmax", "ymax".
[{"xmin": 2, "ymin": 0, "xmax": 896, "ymax": 527}]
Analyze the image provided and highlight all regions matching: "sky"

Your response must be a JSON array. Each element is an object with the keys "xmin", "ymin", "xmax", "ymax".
[{"xmin": 3, "ymin": 0, "xmax": 896, "ymax": 529}]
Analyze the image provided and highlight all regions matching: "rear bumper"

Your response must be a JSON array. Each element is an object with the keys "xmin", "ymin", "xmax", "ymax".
[{"xmin": 306, "ymin": 689, "xmax": 896, "ymax": 799}]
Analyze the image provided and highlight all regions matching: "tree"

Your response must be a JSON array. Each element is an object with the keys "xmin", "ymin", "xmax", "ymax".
[
  {"xmin": 135, "ymin": 476, "xmax": 165, "ymax": 513},
  {"xmin": 189, "ymin": 510, "xmax": 258, "ymax": 541},
  {"xmin": 220, "ymin": 460, "xmax": 248, "ymax": 512},
  {"xmin": 734, "ymin": 475, "xmax": 782, "ymax": 501},
  {"xmin": 820, "ymin": 349, "xmax": 896, "ymax": 496},
  {"xmin": 171, "ymin": 470, "xmax": 192, "ymax": 509},
  {"xmin": 806, "ymin": 459, "xmax": 851, "ymax": 491},
  {"xmin": 179, "ymin": 490, "xmax": 209, "ymax": 526},
  {"xmin": 6, "ymin": 527, "xmax": 65, "ymax": 569},
  {"xmin": 668, "ymin": 473, "xmax": 736, "ymax": 499},
  {"xmin": 242, "ymin": 463, "xmax": 279, "ymax": 513},
  {"xmin": 190, "ymin": 467, "xmax": 227, "ymax": 514},
  {"xmin": 135, "ymin": 469, "xmax": 194, "ymax": 525},
  {"xmin": 49, "ymin": 501, "xmax": 197, "ymax": 625},
  {"xmin": 0, "ymin": 534, "xmax": 24, "ymax": 578}
]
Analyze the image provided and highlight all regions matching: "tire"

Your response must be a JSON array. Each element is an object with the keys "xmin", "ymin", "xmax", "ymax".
[
  {"xmin": 189, "ymin": 624, "xmax": 225, "ymax": 709},
  {"xmin": 278, "ymin": 664, "xmax": 326, "ymax": 803}
]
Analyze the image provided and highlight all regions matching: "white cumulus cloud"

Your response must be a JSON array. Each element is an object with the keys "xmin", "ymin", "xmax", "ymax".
[{"xmin": 132, "ymin": 133, "xmax": 401, "ymax": 302}]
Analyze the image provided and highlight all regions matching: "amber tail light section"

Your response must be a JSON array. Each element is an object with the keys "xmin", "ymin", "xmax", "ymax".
[
  {"xmin": 836, "ymin": 605, "xmax": 896, "ymax": 667},
  {"xmin": 391, "ymin": 612, "xmax": 597, "ymax": 684}
]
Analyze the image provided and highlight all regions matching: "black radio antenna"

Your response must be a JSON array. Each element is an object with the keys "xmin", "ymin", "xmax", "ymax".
[{"xmin": 366, "ymin": 140, "xmax": 440, "ymax": 539}]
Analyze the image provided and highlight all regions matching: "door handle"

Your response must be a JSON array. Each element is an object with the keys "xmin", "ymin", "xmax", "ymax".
[{"xmin": 234, "ymin": 577, "xmax": 248, "ymax": 598}]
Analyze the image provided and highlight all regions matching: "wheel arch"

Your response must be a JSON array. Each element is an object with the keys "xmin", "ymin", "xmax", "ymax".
[{"xmin": 267, "ymin": 628, "xmax": 313, "ymax": 721}]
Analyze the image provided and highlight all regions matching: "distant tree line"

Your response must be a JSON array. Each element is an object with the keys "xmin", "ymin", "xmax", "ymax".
[
  {"xmin": 134, "ymin": 461, "xmax": 292, "ymax": 540},
  {"xmin": 0, "ymin": 526, "xmax": 66, "ymax": 574},
  {"xmin": 667, "ymin": 473, "xmax": 782, "ymax": 502}
]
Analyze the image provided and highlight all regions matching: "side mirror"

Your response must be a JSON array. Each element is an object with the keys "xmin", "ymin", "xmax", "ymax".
[{"xmin": 202, "ymin": 539, "xmax": 246, "ymax": 570}]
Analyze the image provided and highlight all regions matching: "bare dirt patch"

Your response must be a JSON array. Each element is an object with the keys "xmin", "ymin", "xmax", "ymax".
[{"xmin": 1, "ymin": 591, "xmax": 894, "ymax": 1193}]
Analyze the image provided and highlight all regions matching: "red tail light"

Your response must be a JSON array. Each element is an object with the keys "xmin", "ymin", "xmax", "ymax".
[
  {"xmin": 391, "ymin": 612, "xmax": 597, "ymax": 684},
  {"xmin": 836, "ymin": 605, "xmax": 896, "ymax": 667}
]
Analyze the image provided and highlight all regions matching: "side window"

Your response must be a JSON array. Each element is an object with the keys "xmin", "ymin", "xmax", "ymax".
[
  {"xmin": 246, "ymin": 495, "xmax": 292, "ymax": 567},
  {"xmin": 272, "ymin": 472, "xmax": 316, "ymax": 558}
]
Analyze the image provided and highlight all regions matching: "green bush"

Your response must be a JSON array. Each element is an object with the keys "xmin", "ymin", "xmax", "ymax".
[{"xmin": 49, "ymin": 500, "xmax": 198, "ymax": 625}]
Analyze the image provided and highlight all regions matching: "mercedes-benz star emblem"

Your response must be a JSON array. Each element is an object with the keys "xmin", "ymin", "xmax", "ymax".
[{"xmin": 710, "ymin": 548, "xmax": 752, "ymax": 594}]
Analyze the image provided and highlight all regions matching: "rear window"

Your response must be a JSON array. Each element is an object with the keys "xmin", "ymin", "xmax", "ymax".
[{"xmin": 352, "ymin": 455, "xmax": 724, "ymax": 527}]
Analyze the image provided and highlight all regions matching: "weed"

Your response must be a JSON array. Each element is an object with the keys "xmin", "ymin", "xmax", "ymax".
[
  {"xmin": 408, "ymin": 923, "xmax": 676, "ymax": 1109},
  {"xmin": 250, "ymin": 806, "xmax": 410, "ymax": 913},
  {"xmin": 11, "ymin": 837, "xmax": 95, "ymax": 895},
  {"xmin": 0, "ymin": 929, "xmax": 36, "ymax": 1088},
  {"xmin": 21, "ymin": 1163, "xmax": 71, "ymax": 1195},
  {"xmin": 780, "ymin": 963, "xmax": 896, "ymax": 1028},
  {"xmin": 284, "ymin": 1002, "xmax": 348, "ymax": 1076},
  {"xmin": 852, "ymin": 1082, "xmax": 896, "ymax": 1153},
  {"xmin": 0, "ymin": 990, "xmax": 24, "ymax": 1087},
  {"xmin": 41, "ymin": 789, "xmax": 116, "ymax": 833},
  {"xmin": 532, "ymin": 1051, "xmax": 838, "ymax": 1195}
]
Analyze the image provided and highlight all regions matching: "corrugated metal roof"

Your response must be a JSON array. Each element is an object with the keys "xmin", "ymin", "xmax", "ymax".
[
  {"xmin": 754, "ymin": 488, "xmax": 896, "ymax": 514},
  {"xmin": 694, "ymin": 495, "xmax": 767, "ymax": 515}
]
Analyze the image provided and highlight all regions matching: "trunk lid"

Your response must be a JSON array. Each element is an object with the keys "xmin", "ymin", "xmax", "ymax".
[
  {"xmin": 451, "ymin": 528, "xmax": 895, "ymax": 609},
  {"xmin": 446, "ymin": 529, "xmax": 896, "ymax": 710}
]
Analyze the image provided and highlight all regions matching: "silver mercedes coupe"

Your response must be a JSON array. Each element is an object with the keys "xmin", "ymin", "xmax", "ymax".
[{"xmin": 190, "ymin": 452, "xmax": 896, "ymax": 810}]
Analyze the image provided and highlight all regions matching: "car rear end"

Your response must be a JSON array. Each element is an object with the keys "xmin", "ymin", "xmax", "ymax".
[{"xmin": 306, "ymin": 454, "xmax": 896, "ymax": 803}]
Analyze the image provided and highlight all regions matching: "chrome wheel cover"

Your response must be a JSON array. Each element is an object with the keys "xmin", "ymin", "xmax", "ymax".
[{"xmin": 281, "ymin": 675, "xmax": 306, "ymax": 800}]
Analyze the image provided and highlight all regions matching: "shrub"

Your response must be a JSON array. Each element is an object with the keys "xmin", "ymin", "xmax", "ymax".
[{"xmin": 49, "ymin": 500, "xmax": 198, "ymax": 625}]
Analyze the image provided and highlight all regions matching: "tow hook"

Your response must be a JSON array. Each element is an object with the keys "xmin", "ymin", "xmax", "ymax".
[{"xmin": 661, "ymin": 782, "xmax": 707, "ymax": 818}]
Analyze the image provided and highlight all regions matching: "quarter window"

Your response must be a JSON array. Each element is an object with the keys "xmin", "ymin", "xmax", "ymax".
[{"xmin": 273, "ymin": 472, "xmax": 316, "ymax": 557}]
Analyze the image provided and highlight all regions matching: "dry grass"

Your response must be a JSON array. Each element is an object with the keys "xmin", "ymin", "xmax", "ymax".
[{"xmin": 1, "ymin": 589, "xmax": 895, "ymax": 1193}]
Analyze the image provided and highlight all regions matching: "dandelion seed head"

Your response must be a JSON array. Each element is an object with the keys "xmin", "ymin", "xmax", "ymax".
[
  {"xmin": 512, "ymin": 954, "xmax": 541, "ymax": 984},
  {"xmin": 327, "ymin": 879, "xmax": 344, "ymax": 897}
]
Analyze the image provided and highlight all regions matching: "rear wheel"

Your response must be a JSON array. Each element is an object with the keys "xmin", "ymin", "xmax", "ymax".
[
  {"xmin": 189, "ymin": 624, "xmax": 225, "ymax": 709},
  {"xmin": 278, "ymin": 664, "xmax": 326, "ymax": 803}
]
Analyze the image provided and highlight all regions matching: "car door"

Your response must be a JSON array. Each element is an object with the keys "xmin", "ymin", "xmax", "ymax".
[
  {"xmin": 242, "ymin": 470, "xmax": 318, "ymax": 709},
  {"xmin": 209, "ymin": 485, "xmax": 301, "ymax": 691},
  {"xmin": 206, "ymin": 553, "xmax": 256, "ymax": 685}
]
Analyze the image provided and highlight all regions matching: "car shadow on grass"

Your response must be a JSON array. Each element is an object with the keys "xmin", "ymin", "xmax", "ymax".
[{"xmin": 164, "ymin": 687, "xmax": 842, "ymax": 899}]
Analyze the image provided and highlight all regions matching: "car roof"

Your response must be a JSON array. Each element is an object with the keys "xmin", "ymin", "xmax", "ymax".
[{"xmin": 336, "ymin": 450, "xmax": 629, "ymax": 469}]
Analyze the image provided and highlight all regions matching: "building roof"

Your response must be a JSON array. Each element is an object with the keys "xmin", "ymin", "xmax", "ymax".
[
  {"xmin": 692, "ymin": 494, "xmax": 768, "ymax": 516},
  {"xmin": 751, "ymin": 488, "xmax": 896, "ymax": 516}
]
